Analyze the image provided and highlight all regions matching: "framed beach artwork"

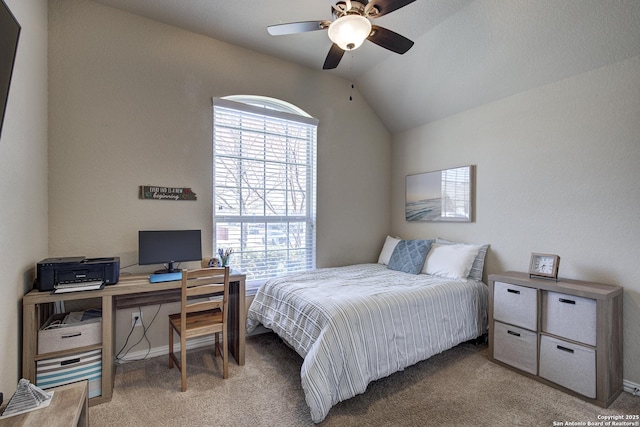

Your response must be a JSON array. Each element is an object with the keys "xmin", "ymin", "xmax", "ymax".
[{"xmin": 406, "ymin": 165, "xmax": 474, "ymax": 222}]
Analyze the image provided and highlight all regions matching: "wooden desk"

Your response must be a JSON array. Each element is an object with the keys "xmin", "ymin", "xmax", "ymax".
[
  {"xmin": 0, "ymin": 380, "xmax": 88, "ymax": 427},
  {"xmin": 22, "ymin": 273, "xmax": 246, "ymax": 405}
]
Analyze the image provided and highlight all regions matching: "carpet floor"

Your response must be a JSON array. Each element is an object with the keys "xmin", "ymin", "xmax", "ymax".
[{"xmin": 89, "ymin": 332, "xmax": 639, "ymax": 426}]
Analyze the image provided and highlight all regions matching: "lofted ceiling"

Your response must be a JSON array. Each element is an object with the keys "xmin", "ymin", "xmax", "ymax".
[{"xmin": 90, "ymin": 0, "xmax": 640, "ymax": 133}]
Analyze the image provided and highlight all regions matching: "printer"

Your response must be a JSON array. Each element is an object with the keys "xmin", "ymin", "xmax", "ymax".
[{"xmin": 36, "ymin": 257, "xmax": 120, "ymax": 292}]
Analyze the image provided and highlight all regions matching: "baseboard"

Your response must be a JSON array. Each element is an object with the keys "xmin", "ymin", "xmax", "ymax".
[
  {"xmin": 116, "ymin": 335, "xmax": 217, "ymax": 364},
  {"xmin": 116, "ymin": 326, "xmax": 271, "ymax": 364},
  {"xmin": 623, "ymin": 379, "xmax": 640, "ymax": 396}
]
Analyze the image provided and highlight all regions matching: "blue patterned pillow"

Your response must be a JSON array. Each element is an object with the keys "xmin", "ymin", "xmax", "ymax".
[{"xmin": 388, "ymin": 240, "xmax": 433, "ymax": 274}]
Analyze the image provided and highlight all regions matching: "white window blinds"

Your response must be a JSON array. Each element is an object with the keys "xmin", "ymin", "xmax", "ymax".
[{"xmin": 212, "ymin": 97, "xmax": 318, "ymax": 290}]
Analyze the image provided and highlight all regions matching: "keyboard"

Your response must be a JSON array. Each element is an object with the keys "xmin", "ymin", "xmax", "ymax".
[{"xmin": 149, "ymin": 272, "xmax": 182, "ymax": 283}]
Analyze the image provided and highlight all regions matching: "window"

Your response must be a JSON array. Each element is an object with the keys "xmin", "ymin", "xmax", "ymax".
[{"xmin": 212, "ymin": 96, "xmax": 318, "ymax": 293}]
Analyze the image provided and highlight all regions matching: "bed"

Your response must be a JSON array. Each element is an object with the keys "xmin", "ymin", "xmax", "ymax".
[{"xmin": 246, "ymin": 239, "xmax": 489, "ymax": 423}]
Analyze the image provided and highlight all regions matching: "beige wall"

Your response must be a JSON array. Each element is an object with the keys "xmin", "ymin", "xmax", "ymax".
[
  {"xmin": 391, "ymin": 56, "xmax": 640, "ymax": 384},
  {"xmin": 0, "ymin": 0, "xmax": 47, "ymax": 399},
  {"xmin": 0, "ymin": 0, "xmax": 48, "ymax": 394},
  {"xmin": 48, "ymin": 0, "xmax": 390, "ymax": 354}
]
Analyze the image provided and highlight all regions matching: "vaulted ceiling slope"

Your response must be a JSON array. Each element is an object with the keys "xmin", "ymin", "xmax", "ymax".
[{"xmin": 91, "ymin": 0, "xmax": 640, "ymax": 133}]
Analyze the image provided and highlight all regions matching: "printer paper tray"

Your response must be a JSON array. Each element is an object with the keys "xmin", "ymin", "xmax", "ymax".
[{"xmin": 52, "ymin": 282, "xmax": 105, "ymax": 294}]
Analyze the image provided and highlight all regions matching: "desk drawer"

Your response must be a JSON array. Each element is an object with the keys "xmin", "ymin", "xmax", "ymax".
[
  {"xmin": 39, "ymin": 313, "xmax": 102, "ymax": 354},
  {"xmin": 36, "ymin": 349, "xmax": 102, "ymax": 398}
]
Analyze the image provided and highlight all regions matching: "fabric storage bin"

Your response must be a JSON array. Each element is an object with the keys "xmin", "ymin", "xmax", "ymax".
[
  {"xmin": 36, "ymin": 349, "xmax": 102, "ymax": 398},
  {"xmin": 539, "ymin": 335, "xmax": 596, "ymax": 398},
  {"xmin": 542, "ymin": 291, "xmax": 596, "ymax": 346},
  {"xmin": 493, "ymin": 321, "xmax": 538, "ymax": 375},
  {"xmin": 493, "ymin": 281, "xmax": 537, "ymax": 331},
  {"xmin": 38, "ymin": 312, "xmax": 102, "ymax": 353}
]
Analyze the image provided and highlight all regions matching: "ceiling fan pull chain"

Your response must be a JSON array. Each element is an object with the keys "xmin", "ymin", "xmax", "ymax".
[{"xmin": 349, "ymin": 53, "xmax": 355, "ymax": 101}]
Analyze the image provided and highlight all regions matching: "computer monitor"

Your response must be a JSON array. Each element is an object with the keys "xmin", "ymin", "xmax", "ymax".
[{"xmin": 138, "ymin": 230, "xmax": 202, "ymax": 273}]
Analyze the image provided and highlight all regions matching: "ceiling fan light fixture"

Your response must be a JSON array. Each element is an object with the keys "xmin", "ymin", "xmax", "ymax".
[{"xmin": 328, "ymin": 15, "xmax": 372, "ymax": 51}]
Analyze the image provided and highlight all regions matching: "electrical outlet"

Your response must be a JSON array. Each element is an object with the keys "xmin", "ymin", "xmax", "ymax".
[{"xmin": 132, "ymin": 312, "xmax": 143, "ymax": 327}]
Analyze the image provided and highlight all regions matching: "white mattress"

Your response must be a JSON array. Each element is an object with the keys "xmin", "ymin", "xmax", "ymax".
[{"xmin": 246, "ymin": 263, "xmax": 488, "ymax": 423}]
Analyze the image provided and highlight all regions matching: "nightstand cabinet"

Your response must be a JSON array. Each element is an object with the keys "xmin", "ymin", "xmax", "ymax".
[{"xmin": 488, "ymin": 271, "xmax": 623, "ymax": 408}]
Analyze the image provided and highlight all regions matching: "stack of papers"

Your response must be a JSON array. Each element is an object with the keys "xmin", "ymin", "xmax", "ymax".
[{"xmin": 41, "ymin": 309, "xmax": 102, "ymax": 330}]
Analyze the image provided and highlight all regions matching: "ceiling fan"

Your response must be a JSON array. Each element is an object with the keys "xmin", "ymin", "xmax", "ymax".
[{"xmin": 267, "ymin": 0, "xmax": 416, "ymax": 70}]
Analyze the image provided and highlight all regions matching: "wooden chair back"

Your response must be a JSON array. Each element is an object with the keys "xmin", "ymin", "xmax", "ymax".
[
  {"xmin": 180, "ymin": 267, "xmax": 230, "ymax": 335},
  {"xmin": 169, "ymin": 266, "xmax": 231, "ymax": 391}
]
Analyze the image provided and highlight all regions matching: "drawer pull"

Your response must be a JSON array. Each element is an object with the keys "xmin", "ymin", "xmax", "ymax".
[
  {"xmin": 60, "ymin": 357, "xmax": 81, "ymax": 366},
  {"xmin": 556, "ymin": 345, "xmax": 574, "ymax": 354},
  {"xmin": 559, "ymin": 298, "xmax": 576, "ymax": 304},
  {"xmin": 507, "ymin": 289, "xmax": 521, "ymax": 295},
  {"xmin": 61, "ymin": 332, "xmax": 82, "ymax": 339},
  {"xmin": 507, "ymin": 330, "xmax": 521, "ymax": 337}
]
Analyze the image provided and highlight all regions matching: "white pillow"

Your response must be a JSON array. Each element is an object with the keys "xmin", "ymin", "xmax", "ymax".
[
  {"xmin": 378, "ymin": 235, "xmax": 401, "ymax": 265},
  {"xmin": 422, "ymin": 243, "xmax": 480, "ymax": 278},
  {"xmin": 436, "ymin": 237, "xmax": 489, "ymax": 281}
]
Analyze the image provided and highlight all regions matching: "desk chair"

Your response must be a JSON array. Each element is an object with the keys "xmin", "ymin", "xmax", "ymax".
[{"xmin": 168, "ymin": 267, "xmax": 229, "ymax": 391}]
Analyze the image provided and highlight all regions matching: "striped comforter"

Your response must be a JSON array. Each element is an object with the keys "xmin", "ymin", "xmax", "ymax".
[{"xmin": 246, "ymin": 263, "xmax": 488, "ymax": 423}]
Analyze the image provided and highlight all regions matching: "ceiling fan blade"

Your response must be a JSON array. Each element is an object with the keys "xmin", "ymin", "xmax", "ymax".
[
  {"xmin": 323, "ymin": 43, "xmax": 345, "ymax": 69},
  {"xmin": 267, "ymin": 21, "xmax": 331, "ymax": 36},
  {"xmin": 367, "ymin": 25, "xmax": 414, "ymax": 54},
  {"xmin": 365, "ymin": 0, "xmax": 417, "ymax": 18}
]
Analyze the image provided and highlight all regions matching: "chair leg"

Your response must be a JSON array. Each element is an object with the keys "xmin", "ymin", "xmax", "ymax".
[
  {"xmin": 168, "ymin": 323, "xmax": 174, "ymax": 369},
  {"xmin": 215, "ymin": 332, "xmax": 220, "ymax": 357},
  {"xmin": 180, "ymin": 334, "xmax": 187, "ymax": 391},
  {"xmin": 222, "ymin": 330, "xmax": 228, "ymax": 379}
]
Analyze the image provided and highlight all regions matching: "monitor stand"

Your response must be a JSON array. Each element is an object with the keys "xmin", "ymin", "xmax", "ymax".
[{"xmin": 154, "ymin": 262, "xmax": 177, "ymax": 274}]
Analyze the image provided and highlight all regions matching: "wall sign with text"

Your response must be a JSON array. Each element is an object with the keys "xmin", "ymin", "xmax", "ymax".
[{"xmin": 139, "ymin": 186, "xmax": 197, "ymax": 201}]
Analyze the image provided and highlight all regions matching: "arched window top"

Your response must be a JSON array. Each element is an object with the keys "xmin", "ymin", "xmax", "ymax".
[
  {"xmin": 212, "ymin": 94, "xmax": 317, "ymax": 288},
  {"xmin": 223, "ymin": 95, "xmax": 312, "ymax": 118}
]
